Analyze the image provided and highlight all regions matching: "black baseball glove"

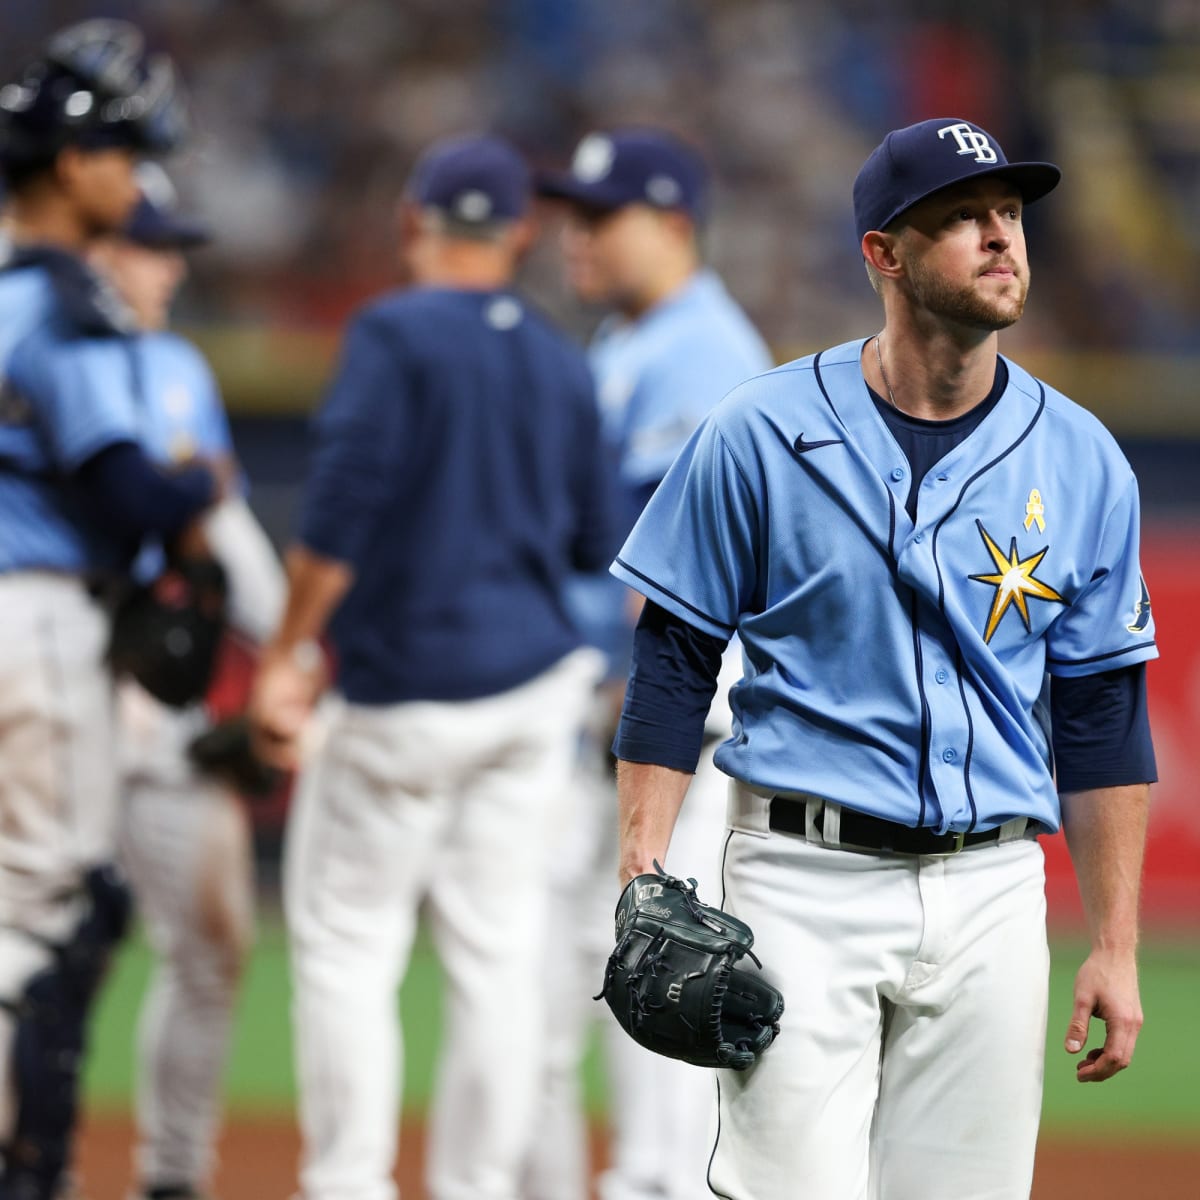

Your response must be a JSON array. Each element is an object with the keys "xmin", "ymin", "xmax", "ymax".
[
  {"xmin": 596, "ymin": 862, "xmax": 784, "ymax": 1071},
  {"xmin": 187, "ymin": 714, "xmax": 282, "ymax": 799},
  {"xmin": 107, "ymin": 556, "xmax": 228, "ymax": 708}
]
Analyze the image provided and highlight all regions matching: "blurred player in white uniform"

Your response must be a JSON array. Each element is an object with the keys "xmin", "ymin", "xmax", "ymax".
[
  {"xmin": 249, "ymin": 135, "xmax": 620, "ymax": 1200},
  {"xmin": 89, "ymin": 165, "xmax": 284, "ymax": 1200},
  {"xmin": 531, "ymin": 128, "xmax": 772, "ymax": 1200}
]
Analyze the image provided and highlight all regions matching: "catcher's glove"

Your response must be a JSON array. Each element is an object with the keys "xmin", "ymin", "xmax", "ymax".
[
  {"xmin": 107, "ymin": 556, "xmax": 228, "ymax": 708},
  {"xmin": 187, "ymin": 714, "xmax": 282, "ymax": 799},
  {"xmin": 596, "ymin": 862, "xmax": 784, "ymax": 1071}
]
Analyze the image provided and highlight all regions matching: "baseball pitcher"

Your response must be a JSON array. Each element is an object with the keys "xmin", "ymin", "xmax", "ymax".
[{"xmin": 604, "ymin": 118, "xmax": 1157, "ymax": 1200}]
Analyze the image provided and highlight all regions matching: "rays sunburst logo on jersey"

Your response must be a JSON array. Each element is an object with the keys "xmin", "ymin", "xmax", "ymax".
[{"xmin": 969, "ymin": 520, "xmax": 1067, "ymax": 643}]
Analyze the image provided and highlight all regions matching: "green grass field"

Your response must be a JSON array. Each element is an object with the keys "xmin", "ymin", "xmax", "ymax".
[{"xmin": 84, "ymin": 915, "xmax": 1200, "ymax": 1136}]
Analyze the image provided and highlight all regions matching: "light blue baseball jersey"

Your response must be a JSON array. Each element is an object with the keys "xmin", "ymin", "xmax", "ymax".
[
  {"xmin": 128, "ymin": 331, "xmax": 235, "ymax": 583},
  {"xmin": 567, "ymin": 269, "xmax": 772, "ymax": 675},
  {"xmin": 591, "ymin": 269, "xmax": 772, "ymax": 490},
  {"xmin": 611, "ymin": 338, "xmax": 1158, "ymax": 835},
  {"xmin": 131, "ymin": 332, "xmax": 232, "ymax": 466},
  {"xmin": 0, "ymin": 250, "xmax": 142, "ymax": 574}
]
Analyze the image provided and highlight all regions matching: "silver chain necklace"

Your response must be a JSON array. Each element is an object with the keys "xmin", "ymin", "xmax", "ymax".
[{"xmin": 873, "ymin": 333, "xmax": 899, "ymax": 410}]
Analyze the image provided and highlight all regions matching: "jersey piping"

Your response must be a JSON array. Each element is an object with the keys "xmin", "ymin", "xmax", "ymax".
[
  {"xmin": 815, "ymin": 347, "xmax": 945, "ymax": 827},
  {"xmin": 954, "ymin": 648, "xmax": 980, "ymax": 831},
  {"xmin": 613, "ymin": 555, "xmax": 737, "ymax": 634},
  {"xmin": 925, "ymin": 379, "xmax": 1046, "ymax": 826},
  {"xmin": 1047, "ymin": 642, "xmax": 1157, "ymax": 667},
  {"xmin": 930, "ymin": 380, "xmax": 1047, "ymax": 612}
]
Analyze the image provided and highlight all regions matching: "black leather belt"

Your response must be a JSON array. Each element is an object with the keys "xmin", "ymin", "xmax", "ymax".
[{"xmin": 769, "ymin": 799, "xmax": 1006, "ymax": 855}]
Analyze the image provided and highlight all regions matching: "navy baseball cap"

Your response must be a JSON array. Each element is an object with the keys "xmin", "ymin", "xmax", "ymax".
[
  {"xmin": 407, "ymin": 134, "xmax": 531, "ymax": 225},
  {"xmin": 123, "ymin": 161, "xmax": 209, "ymax": 248},
  {"xmin": 536, "ymin": 128, "xmax": 708, "ymax": 219},
  {"xmin": 853, "ymin": 118, "xmax": 1061, "ymax": 243}
]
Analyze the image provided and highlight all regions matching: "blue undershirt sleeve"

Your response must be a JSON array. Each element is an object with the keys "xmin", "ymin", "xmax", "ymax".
[
  {"xmin": 75, "ymin": 441, "xmax": 215, "ymax": 540},
  {"xmin": 1050, "ymin": 663, "xmax": 1157, "ymax": 792},
  {"xmin": 613, "ymin": 600, "xmax": 729, "ymax": 773}
]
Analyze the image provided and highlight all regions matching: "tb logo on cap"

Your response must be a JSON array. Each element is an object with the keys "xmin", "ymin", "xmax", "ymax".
[{"xmin": 937, "ymin": 122, "xmax": 998, "ymax": 164}]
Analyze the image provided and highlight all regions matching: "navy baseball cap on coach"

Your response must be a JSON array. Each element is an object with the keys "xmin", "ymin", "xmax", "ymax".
[
  {"xmin": 407, "ymin": 134, "xmax": 531, "ymax": 225},
  {"xmin": 536, "ymin": 129, "xmax": 708, "ymax": 219},
  {"xmin": 853, "ymin": 118, "xmax": 1061, "ymax": 243}
]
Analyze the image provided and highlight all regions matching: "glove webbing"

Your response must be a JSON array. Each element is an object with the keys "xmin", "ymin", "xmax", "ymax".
[
  {"xmin": 625, "ymin": 932, "xmax": 671, "ymax": 1029},
  {"xmin": 592, "ymin": 925, "xmax": 676, "ymax": 1023}
]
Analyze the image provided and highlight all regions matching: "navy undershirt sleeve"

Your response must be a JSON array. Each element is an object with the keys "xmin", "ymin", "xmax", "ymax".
[
  {"xmin": 613, "ymin": 600, "xmax": 728, "ymax": 773},
  {"xmin": 76, "ymin": 440, "xmax": 215, "ymax": 541},
  {"xmin": 1051, "ymin": 663, "xmax": 1157, "ymax": 791}
]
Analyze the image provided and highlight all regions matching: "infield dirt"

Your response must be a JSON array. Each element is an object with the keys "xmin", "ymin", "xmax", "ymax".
[{"xmin": 76, "ymin": 1115, "xmax": 1199, "ymax": 1199}]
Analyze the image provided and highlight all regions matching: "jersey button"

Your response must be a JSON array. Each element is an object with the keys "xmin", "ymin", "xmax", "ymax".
[
  {"xmin": 936, "ymin": 472, "xmax": 949, "ymax": 483},
  {"xmin": 935, "ymin": 668, "xmax": 948, "ymax": 684},
  {"xmin": 914, "ymin": 532, "xmax": 925, "ymax": 543},
  {"xmin": 891, "ymin": 467, "xmax": 905, "ymax": 481},
  {"xmin": 942, "ymin": 748, "xmax": 957, "ymax": 763}
]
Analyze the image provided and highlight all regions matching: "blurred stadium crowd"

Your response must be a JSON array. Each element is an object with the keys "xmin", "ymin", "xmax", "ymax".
[{"xmin": 5, "ymin": 0, "xmax": 1200, "ymax": 358}]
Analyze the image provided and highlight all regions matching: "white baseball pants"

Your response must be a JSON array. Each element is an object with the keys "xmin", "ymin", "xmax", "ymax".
[
  {"xmin": 284, "ymin": 649, "xmax": 600, "ymax": 1200},
  {"xmin": 118, "ymin": 685, "xmax": 255, "ymax": 1193},
  {"xmin": 0, "ymin": 573, "xmax": 120, "ymax": 1142},
  {"xmin": 708, "ymin": 785, "xmax": 1049, "ymax": 1200}
]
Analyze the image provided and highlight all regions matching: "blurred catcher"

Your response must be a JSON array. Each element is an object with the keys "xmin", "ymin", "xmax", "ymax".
[
  {"xmin": 87, "ymin": 164, "xmax": 285, "ymax": 1200},
  {"xmin": 0, "ymin": 20, "xmax": 221, "ymax": 1200}
]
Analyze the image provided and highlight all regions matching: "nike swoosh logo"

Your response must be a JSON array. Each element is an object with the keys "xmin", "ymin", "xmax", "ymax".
[{"xmin": 793, "ymin": 433, "xmax": 844, "ymax": 453}]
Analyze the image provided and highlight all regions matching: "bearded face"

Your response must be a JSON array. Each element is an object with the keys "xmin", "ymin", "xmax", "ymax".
[
  {"xmin": 904, "ymin": 246, "xmax": 1029, "ymax": 332},
  {"xmin": 891, "ymin": 178, "xmax": 1032, "ymax": 334}
]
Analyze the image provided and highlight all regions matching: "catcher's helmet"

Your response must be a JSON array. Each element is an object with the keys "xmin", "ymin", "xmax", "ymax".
[{"xmin": 0, "ymin": 19, "xmax": 187, "ymax": 170}]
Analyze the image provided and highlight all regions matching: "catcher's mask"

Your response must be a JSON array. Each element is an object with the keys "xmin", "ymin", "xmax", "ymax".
[{"xmin": 0, "ymin": 19, "xmax": 187, "ymax": 171}]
